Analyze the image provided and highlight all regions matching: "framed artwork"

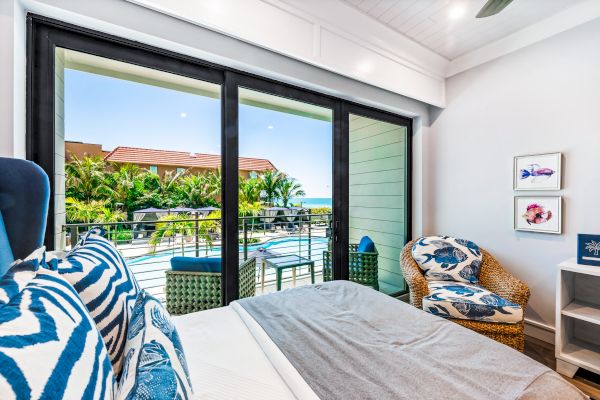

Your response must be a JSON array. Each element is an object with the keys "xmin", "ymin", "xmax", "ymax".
[
  {"xmin": 514, "ymin": 196, "xmax": 562, "ymax": 234},
  {"xmin": 513, "ymin": 152, "xmax": 561, "ymax": 190},
  {"xmin": 577, "ymin": 234, "xmax": 600, "ymax": 266}
]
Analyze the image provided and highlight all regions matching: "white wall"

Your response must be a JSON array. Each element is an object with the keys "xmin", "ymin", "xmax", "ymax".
[
  {"xmin": 0, "ymin": 0, "xmax": 431, "ymax": 159},
  {"xmin": 0, "ymin": 0, "xmax": 26, "ymax": 158},
  {"xmin": 427, "ymin": 18, "xmax": 600, "ymax": 330}
]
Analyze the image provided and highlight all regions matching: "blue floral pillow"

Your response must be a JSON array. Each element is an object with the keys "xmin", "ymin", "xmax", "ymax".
[
  {"xmin": 0, "ymin": 247, "xmax": 115, "ymax": 399},
  {"xmin": 117, "ymin": 290, "xmax": 192, "ymax": 399},
  {"xmin": 411, "ymin": 236, "xmax": 482, "ymax": 283},
  {"xmin": 56, "ymin": 228, "xmax": 140, "ymax": 375}
]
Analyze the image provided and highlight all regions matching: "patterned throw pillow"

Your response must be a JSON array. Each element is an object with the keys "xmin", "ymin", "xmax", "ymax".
[
  {"xmin": 117, "ymin": 290, "xmax": 192, "ymax": 400},
  {"xmin": 411, "ymin": 236, "xmax": 483, "ymax": 283},
  {"xmin": 57, "ymin": 228, "xmax": 140, "ymax": 375},
  {"xmin": 423, "ymin": 281, "xmax": 523, "ymax": 324},
  {"xmin": 0, "ymin": 248, "xmax": 115, "ymax": 399}
]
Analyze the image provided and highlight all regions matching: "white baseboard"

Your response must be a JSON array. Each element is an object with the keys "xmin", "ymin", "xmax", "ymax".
[{"xmin": 524, "ymin": 318, "xmax": 555, "ymax": 345}]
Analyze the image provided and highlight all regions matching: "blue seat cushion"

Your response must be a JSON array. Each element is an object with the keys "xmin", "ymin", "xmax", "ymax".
[
  {"xmin": 423, "ymin": 281, "xmax": 522, "ymax": 324},
  {"xmin": 0, "ymin": 213, "xmax": 14, "ymax": 276},
  {"xmin": 117, "ymin": 290, "xmax": 192, "ymax": 398},
  {"xmin": 357, "ymin": 236, "xmax": 375, "ymax": 253},
  {"xmin": 170, "ymin": 257, "xmax": 222, "ymax": 273},
  {"xmin": 0, "ymin": 247, "xmax": 115, "ymax": 399}
]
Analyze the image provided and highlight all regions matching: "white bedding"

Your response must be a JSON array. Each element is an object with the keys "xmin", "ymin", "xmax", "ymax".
[
  {"xmin": 174, "ymin": 286, "xmax": 586, "ymax": 400},
  {"xmin": 173, "ymin": 306, "xmax": 299, "ymax": 400}
]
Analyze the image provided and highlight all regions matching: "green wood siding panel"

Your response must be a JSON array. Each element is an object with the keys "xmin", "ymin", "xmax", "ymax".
[
  {"xmin": 349, "ymin": 206, "xmax": 404, "ymax": 222},
  {"xmin": 349, "ymin": 169, "xmax": 405, "ymax": 185},
  {"xmin": 349, "ymin": 114, "xmax": 408, "ymax": 294},
  {"xmin": 349, "ymin": 195, "xmax": 404, "ymax": 208},
  {"xmin": 350, "ymin": 182, "xmax": 407, "ymax": 196},
  {"xmin": 349, "ymin": 156, "xmax": 405, "ymax": 174}
]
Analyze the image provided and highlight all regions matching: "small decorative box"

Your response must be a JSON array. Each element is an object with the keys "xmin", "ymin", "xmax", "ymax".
[{"xmin": 577, "ymin": 234, "xmax": 600, "ymax": 266}]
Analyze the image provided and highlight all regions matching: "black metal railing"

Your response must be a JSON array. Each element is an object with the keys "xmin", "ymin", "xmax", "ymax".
[{"xmin": 62, "ymin": 213, "xmax": 332, "ymax": 300}]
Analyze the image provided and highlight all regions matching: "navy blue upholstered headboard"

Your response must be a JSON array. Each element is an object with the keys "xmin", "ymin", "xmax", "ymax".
[{"xmin": 0, "ymin": 158, "xmax": 50, "ymax": 275}]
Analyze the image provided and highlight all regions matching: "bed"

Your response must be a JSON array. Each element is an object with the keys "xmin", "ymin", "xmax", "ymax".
[{"xmin": 174, "ymin": 281, "xmax": 586, "ymax": 400}]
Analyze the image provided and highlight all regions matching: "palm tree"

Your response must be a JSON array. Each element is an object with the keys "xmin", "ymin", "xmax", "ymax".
[
  {"xmin": 65, "ymin": 155, "xmax": 111, "ymax": 201},
  {"xmin": 65, "ymin": 197, "xmax": 110, "ymax": 223},
  {"xmin": 108, "ymin": 163, "xmax": 146, "ymax": 209},
  {"xmin": 239, "ymin": 201, "xmax": 263, "ymax": 239},
  {"xmin": 149, "ymin": 214, "xmax": 195, "ymax": 256},
  {"xmin": 156, "ymin": 170, "xmax": 185, "ymax": 208},
  {"xmin": 259, "ymin": 170, "xmax": 283, "ymax": 205},
  {"xmin": 203, "ymin": 169, "xmax": 221, "ymax": 201},
  {"xmin": 179, "ymin": 174, "xmax": 208, "ymax": 208},
  {"xmin": 198, "ymin": 210, "xmax": 221, "ymax": 256},
  {"xmin": 239, "ymin": 176, "xmax": 262, "ymax": 203},
  {"xmin": 276, "ymin": 176, "xmax": 305, "ymax": 207}
]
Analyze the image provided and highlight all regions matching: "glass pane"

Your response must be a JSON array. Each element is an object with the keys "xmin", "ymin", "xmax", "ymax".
[
  {"xmin": 55, "ymin": 47, "xmax": 222, "ymax": 303},
  {"xmin": 349, "ymin": 113, "xmax": 408, "ymax": 295},
  {"xmin": 238, "ymin": 87, "xmax": 333, "ymax": 295}
]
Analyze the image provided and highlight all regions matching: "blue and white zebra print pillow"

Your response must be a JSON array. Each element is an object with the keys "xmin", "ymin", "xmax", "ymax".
[
  {"xmin": 57, "ymin": 228, "xmax": 140, "ymax": 375},
  {"xmin": 423, "ymin": 281, "xmax": 523, "ymax": 324},
  {"xmin": 117, "ymin": 290, "xmax": 192, "ymax": 400},
  {"xmin": 0, "ymin": 247, "xmax": 115, "ymax": 399},
  {"xmin": 411, "ymin": 236, "xmax": 483, "ymax": 283}
]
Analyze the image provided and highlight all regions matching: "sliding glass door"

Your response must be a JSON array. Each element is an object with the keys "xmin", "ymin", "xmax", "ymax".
[
  {"xmin": 237, "ymin": 86, "xmax": 333, "ymax": 296},
  {"xmin": 345, "ymin": 106, "xmax": 412, "ymax": 296},
  {"xmin": 28, "ymin": 16, "xmax": 412, "ymax": 307},
  {"xmin": 53, "ymin": 47, "xmax": 223, "ymax": 302}
]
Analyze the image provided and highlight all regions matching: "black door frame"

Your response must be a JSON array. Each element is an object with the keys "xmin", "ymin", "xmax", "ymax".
[
  {"xmin": 27, "ymin": 14, "xmax": 412, "ymax": 304},
  {"xmin": 342, "ymin": 103, "xmax": 413, "ymax": 294}
]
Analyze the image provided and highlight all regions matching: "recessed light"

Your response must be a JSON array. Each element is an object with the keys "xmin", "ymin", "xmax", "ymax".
[
  {"xmin": 180, "ymin": 112, "xmax": 187, "ymax": 118},
  {"xmin": 448, "ymin": 4, "xmax": 466, "ymax": 20},
  {"xmin": 267, "ymin": 125, "xmax": 274, "ymax": 129}
]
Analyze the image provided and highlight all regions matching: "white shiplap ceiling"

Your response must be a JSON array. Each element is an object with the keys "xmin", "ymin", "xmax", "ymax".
[{"xmin": 342, "ymin": 0, "xmax": 589, "ymax": 60}]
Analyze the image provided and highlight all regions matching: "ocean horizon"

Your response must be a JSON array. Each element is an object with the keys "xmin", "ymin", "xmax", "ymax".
[{"xmin": 290, "ymin": 197, "xmax": 332, "ymax": 208}]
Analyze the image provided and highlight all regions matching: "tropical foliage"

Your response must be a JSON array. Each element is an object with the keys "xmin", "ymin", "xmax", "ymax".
[
  {"xmin": 149, "ymin": 211, "xmax": 221, "ymax": 256},
  {"xmin": 65, "ymin": 156, "xmax": 308, "ymax": 224}
]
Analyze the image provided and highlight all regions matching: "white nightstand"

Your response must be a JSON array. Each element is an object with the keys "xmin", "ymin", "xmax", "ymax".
[{"xmin": 556, "ymin": 258, "xmax": 600, "ymax": 378}]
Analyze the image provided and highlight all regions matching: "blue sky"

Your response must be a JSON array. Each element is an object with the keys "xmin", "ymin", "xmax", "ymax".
[{"xmin": 64, "ymin": 69, "xmax": 332, "ymax": 197}]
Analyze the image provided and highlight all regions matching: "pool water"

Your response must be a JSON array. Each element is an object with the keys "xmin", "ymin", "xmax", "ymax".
[{"xmin": 128, "ymin": 236, "xmax": 329, "ymax": 292}]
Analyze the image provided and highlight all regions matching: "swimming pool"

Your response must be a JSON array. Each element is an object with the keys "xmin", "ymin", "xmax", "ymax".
[{"xmin": 128, "ymin": 236, "xmax": 329, "ymax": 292}]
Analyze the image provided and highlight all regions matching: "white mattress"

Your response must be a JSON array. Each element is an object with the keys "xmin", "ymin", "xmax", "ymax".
[{"xmin": 173, "ymin": 306, "xmax": 297, "ymax": 400}]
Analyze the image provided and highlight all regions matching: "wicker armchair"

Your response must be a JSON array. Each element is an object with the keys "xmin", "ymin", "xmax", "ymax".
[
  {"xmin": 323, "ymin": 244, "xmax": 379, "ymax": 290},
  {"xmin": 400, "ymin": 239, "xmax": 530, "ymax": 352},
  {"xmin": 165, "ymin": 257, "xmax": 256, "ymax": 315}
]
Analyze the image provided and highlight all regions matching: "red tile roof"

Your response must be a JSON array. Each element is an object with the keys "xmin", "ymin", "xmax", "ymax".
[{"xmin": 104, "ymin": 146, "xmax": 276, "ymax": 171}]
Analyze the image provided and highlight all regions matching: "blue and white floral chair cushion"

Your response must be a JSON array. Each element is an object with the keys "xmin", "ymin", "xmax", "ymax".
[
  {"xmin": 117, "ymin": 290, "xmax": 192, "ymax": 399},
  {"xmin": 56, "ymin": 228, "xmax": 140, "ymax": 375},
  {"xmin": 0, "ymin": 247, "xmax": 115, "ymax": 399},
  {"xmin": 411, "ymin": 236, "xmax": 483, "ymax": 283},
  {"xmin": 423, "ymin": 281, "xmax": 523, "ymax": 324}
]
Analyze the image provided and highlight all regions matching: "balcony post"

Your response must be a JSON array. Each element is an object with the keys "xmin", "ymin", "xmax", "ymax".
[
  {"xmin": 195, "ymin": 212, "xmax": 200, "ymax": 257},
  {"xmin": 308, "ymin": 214, "xmax": 312, "ymax": 261},
  {"xmin": 69, "ymin": 225, "xmax": 78, "ymax": 249},
  {"xmin": 243, "ymin": 218, "xmax": 248, "ymax": 261}
]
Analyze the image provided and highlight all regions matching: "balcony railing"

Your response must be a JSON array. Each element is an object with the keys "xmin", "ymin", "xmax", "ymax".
[{"xmin": 62, "ymin": 213, "xmax": 332, "ymax": 301}]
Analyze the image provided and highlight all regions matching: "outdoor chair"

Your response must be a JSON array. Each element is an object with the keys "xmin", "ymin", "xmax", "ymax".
[
  {"xmin": 323, "ymin": 236, "xmax": 379, "ymax": 290},
  {"xmin": 400, "ymin": 239, "xmax": 530, "ymax": 352},
  {"xmin": 165, "ymin": 256, "xmax": 256, "ymax": 315}
]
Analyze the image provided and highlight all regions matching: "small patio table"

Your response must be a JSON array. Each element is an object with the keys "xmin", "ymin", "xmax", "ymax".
[{"xmin": 262, "ymin": 255, "xmax": 315, "ymax": 292}]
